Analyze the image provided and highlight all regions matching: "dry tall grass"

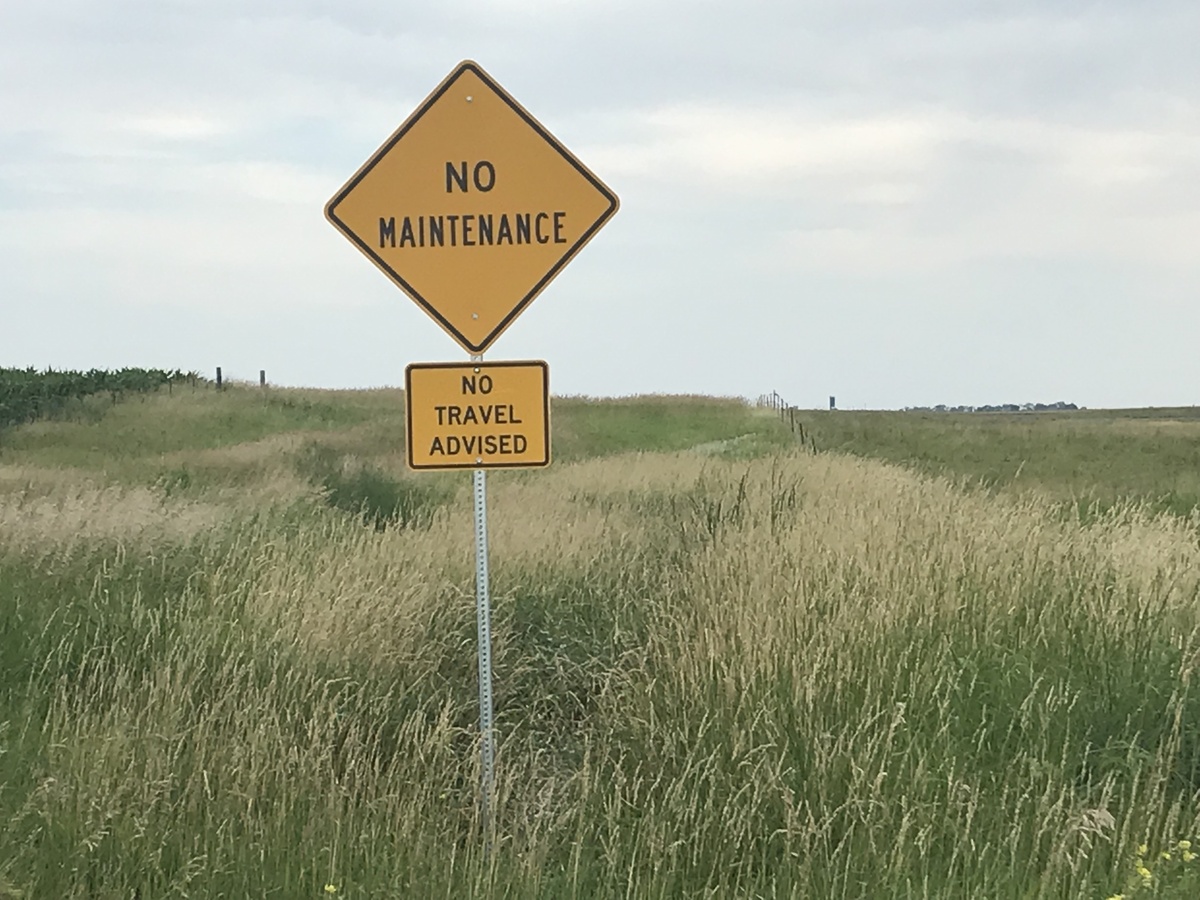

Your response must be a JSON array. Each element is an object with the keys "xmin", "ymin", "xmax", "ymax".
[{"xmin": 2, "ymin": 445, "xmax": 1199, "ymax": 897}]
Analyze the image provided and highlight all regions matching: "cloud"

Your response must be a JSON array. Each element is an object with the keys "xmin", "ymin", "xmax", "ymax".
[
  {"xmin": 592, "ymin": 105, "xmax": 941, "ymax": 188},
  {"xmin": 1, "ymin": 0, "xmax": 1199, "ymax": 404},
  {"xmin": 580, "ymin": 95, "xmax": 1200, "ymax": 278},
  {"xmin": 119, "ymin": 114, "xmax": 232, "ymax": 142}
]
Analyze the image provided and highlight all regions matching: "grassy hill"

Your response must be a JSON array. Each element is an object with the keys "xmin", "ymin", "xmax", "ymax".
[{"xmin": 1, "ymin": 386, "xmax": 1198, "ymax": 898}]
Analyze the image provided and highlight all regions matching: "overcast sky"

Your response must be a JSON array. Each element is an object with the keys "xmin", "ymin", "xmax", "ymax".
[{"xmin": 3, "ymin": 1, "xmax": 1198, "ymax": 409}]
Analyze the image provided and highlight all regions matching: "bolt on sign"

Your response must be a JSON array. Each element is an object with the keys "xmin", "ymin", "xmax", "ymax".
[
  {"xmin": 406, "ymin": 361, "xmax": 549, "ymax": 470},
  {"xmin": 325, "ymin": 60, "xmax": 619, "ymax": 354}
]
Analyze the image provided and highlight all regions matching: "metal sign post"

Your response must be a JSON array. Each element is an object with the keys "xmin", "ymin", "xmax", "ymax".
[{"xmin": 470, "ymin": 356, "xmax": 497, "ymax": 850}]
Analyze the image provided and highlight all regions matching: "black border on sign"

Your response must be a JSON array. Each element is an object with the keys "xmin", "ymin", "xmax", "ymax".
[
  {"xmin": 404, "ymin": 360, "xmax": 551, "ymax": 471},
  {"xmin": 326, "ymin": 61, "xmax": 619, "ymax": 355}
]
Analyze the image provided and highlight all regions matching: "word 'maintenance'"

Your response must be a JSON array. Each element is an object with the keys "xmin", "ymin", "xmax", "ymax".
[{"xmin": 379, "ymin": 161, "xmax": 567, "ymax": 250}]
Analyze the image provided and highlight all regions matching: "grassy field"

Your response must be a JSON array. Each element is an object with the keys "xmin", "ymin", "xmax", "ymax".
[
  {"xmin": 794, "ymin": 406, "xmax": 1200, "ymax": 518},
  {"xmin": 1, "ymin": 386, "xmax": 1199, "ymax": 898}
]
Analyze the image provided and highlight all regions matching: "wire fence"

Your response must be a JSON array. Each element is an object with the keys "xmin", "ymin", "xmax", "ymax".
[{"xmin": 756, "ymin": 390, "xmax": 817, "ymax": 453}]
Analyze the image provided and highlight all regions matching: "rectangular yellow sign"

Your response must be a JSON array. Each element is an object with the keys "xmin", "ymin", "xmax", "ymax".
[{"xmin": 405, "ymin": 361, "xmax": 550, "ymax": 470}]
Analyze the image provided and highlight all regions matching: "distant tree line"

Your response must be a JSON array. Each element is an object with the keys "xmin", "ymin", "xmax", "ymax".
[
  {"xmin": 0, "ymin": 367, "xmax": 196, "ymax": 431},
  {"xmin": 904, "ymin": 401, "xmax": 1080, "ymax": 413}
]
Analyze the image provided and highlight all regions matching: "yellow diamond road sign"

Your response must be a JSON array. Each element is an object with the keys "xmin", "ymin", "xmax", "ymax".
[
  {"xmin": 406, "ymin": 361, "xmax": 550, "ymax": 470},
  {"xmin": 326, "ymin": 61, "xmax": 619, "ymax": 354}
]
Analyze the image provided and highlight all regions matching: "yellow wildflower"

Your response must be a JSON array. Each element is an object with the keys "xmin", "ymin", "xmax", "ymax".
[
  {"xmin": 1184, "ymin": 850, "xmax": 1196, "ymax": 862},
  {"xmin": 1137, "ymin": 864, "xmax": 1152, "ymax": 880},
  {"xmin": 1160, "ymin": 851, "xmax": 1172, "ymax": 860},
  {"xmin": 324, "ymin": 886, "xmax": 338, "ymax": 895},
  {"xmin": 1179, "ymin": 839, "xmax": 1192, "ymax": 851},
  {"xmin": 1137, "ymin": 843, "xmax": 1148, "ymax": 857}
]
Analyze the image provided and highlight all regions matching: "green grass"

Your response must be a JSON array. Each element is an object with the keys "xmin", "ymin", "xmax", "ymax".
[
  {"xmin": 0, "ymin": 387, "xmax": 375, "ymax": 470},
  {"xmin": 551, "ymin": 394, "xmax": 795, "ymax": 462},
  {"xmin": 1, "ymin": 386, "xmax": 1199, "ymax": 897},
  {"xmin": 0, "ymin": 386, "xmax": 789, "ymax": 487},
  {"xmin": 795, "ymin": 407, "xmax": 1200, "ymax": 518},
  {"xmin": 297, "ymin": 442, "xmax": 455, "ymax": 530}
]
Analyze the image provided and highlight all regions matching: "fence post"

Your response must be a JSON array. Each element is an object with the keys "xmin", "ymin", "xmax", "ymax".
[
  {"xmin": 260, "ymin": 370, "xmax": 266, "ymax": 388},
  {"xmin": 216, "ymin": 367, "xmax": 223, "ymax": 390}
]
